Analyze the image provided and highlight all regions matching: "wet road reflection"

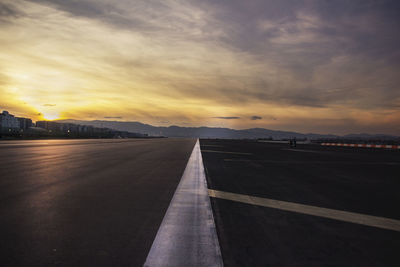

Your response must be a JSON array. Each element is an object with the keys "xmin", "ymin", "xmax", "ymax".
[{"xmin": 0, "ymin": 138, "xmax": 196, "ymax": 266}]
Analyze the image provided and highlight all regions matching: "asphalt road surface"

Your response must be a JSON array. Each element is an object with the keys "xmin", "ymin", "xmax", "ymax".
[
  {"xmin": 200, "ymin": 139, "xmax": 400, "ymax": 267},
  {"xmin": 0, "ymin": 138, "xmax": 196, "ymax": 267}
]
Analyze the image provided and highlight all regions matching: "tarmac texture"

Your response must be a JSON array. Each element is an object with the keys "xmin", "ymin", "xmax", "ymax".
[
  {"xmin": 200, "ymin": 139, "xmax": 400, "ymax": 267},
  {"xmin": 0, "ymin": 138, "xmax": 196, "ymax": 267}
]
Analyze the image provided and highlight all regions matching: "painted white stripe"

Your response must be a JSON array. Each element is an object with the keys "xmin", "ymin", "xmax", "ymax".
[
  {"xmin": 208, "ymin": 189, "xmax": 400, "ymax": 232},
  {"xmin": 144, "ymin": 140, "xmax": 223, "ymax": 267}
]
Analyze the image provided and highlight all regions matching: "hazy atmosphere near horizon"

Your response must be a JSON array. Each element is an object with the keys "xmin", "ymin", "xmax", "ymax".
[{"xmin": 0, "ymin": 0, "xmax": 399, "ymax": 135}]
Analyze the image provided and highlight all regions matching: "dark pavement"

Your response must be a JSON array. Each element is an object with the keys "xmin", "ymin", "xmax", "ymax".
[
  {"xmin": 0, "ymin": 138, "xmax": 196, "ymax": 267},
  {"xmin": 200, "ymin": 139, "xmax": 400, "ymax": 267}
]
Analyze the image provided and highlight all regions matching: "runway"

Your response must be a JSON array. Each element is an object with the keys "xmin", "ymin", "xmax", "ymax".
[
  {"xmin": 200, "ymin": 139, "xmax": 400, "ymax": 267},
  {"xmin": 0, "ymin": 138, "xmax": 196, "ymax": 266},
  {"xmin": 1, "ymin": 138, "xmax": 399, "ymax": 266}
]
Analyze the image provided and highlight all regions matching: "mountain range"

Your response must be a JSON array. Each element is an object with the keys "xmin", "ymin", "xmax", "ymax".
[{"xmin": 56, "ymin": 120, "xmax": 399, "ymax": 140}]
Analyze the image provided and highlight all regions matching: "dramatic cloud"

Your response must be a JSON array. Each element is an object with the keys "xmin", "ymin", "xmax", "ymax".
[
  {"xmin": 0, "ymin": 0, "xmax": 399, "ymax": 134},
  {"xmin": 0, "ymin": 2, "xmax": 21, "ymax": 19}
]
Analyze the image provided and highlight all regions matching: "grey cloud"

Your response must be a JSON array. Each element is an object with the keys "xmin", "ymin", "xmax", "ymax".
[
  {"xmin": 104, "ymin": 116, "xmax": 122, "ymax": 119},
  {"xmin": 29, "ymin": 0, "xmax": 211, "ymax": 37},
  {"xmin": 0, "ymin": 2, "xmax": 22, "ymax": 19},
  {"xmin": 165, "ymin": 65, "xmax": 400, "ymax": 109},
  {"xmin": 213, "ymin": 116, "xmax": 240, "ymax": 120},
  {"xmin": 188, "ymin": 2, "xmax": 400, "ymax": 109},
  {"xmin": 27, "ymin": 1, "xmax": 400, "ymax": 71},
  {"xmin": 27, "ymin": 0, "xmax": 165, "ymax": 35},
  {"xmin": 205, "ymin": 0, "xmax": 400, "ymax": 85},
  {"xmin": 30, "ymin": 0, "xmax": 114, "ymax": 18},
  {"xmin": 204, "ymin": 0, "xmax": 400, "ymax": 57},
  {"xmin": 23, "ymin": 0, "xmax": 400, "ymax": 64},
  {"xmin": 30, "ymin": 0, "xmax": 147, "ymax": 28}
]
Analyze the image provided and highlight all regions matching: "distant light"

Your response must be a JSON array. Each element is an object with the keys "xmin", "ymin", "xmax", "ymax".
[{"xmin": 42, "ymin": 112, "xmax": 60, "ymax": 121}]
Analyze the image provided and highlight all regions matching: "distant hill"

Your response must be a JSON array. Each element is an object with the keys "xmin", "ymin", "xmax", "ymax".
[{"xmin": 56, "ymin": 119, "xmax": 399, "ymax": 140}]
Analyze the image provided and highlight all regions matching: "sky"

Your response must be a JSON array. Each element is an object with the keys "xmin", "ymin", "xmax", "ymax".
[{"xmin": 0, "ymin": 0, "xmax": 399, "ymax": 135}]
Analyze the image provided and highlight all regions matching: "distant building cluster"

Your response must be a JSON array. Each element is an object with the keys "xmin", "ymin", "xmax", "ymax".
[
  {"xmin": 0, "ymin": 110, "xmax": 146, "ymax": 138},
  {"xmin": 0, "ymin": 111, "xmax": 33, "ymax": 133},
  {"xmin": 35, "ymin": 120, "xmax": 145, "ymax": 138}
]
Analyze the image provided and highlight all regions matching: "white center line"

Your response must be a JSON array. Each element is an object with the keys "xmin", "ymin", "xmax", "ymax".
[
  {"xmin": 144, "ymin": 140, "xmax": 223, "ymax": 267},
  {"xmin": 208, "ymin": 189, "xmax": 400, "ymax": 232}
]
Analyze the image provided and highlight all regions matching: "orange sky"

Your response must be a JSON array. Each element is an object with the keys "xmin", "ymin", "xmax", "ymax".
[{"xmin": 0, "ymin": 0, "xmax": 399, "ymax": 135}]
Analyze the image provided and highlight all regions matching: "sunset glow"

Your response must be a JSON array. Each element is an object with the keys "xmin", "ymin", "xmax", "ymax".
[
  {"xmin": 0, "ymin": 0, "xmax": 399, "ymax": 134},
  {"xmin": 42, "ymin": 113, "xmax": 60, "ymax": 121}
]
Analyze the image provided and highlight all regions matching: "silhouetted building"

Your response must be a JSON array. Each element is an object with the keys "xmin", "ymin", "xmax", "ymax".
[
  {"xmin": 17, "ymin": 117, "xmax": 33, "ymax": 130},
  {"xmin": 34, "ymin": 120, "xmax": 145, "ymax": 138},
  {"xmin": 36, "ymin": 121, "xmax": 62, "ymax": 132},
  {"xmin": 1, "ymin": 111, "xmax": 146, "ymax": 138},
  {"xmin": 0, "ymin": 111, "xmax": 20, "ymax": 131}
]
